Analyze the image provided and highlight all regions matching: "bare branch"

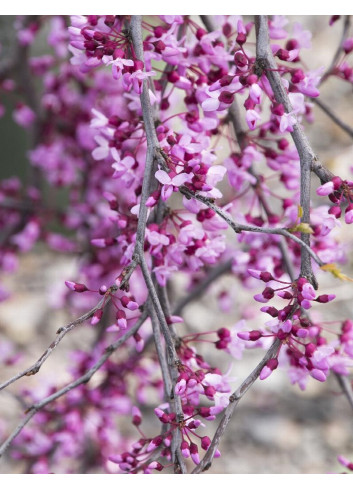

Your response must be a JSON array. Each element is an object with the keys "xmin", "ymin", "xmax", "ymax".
[{"xmin": 311, "ymin": 97, "xmax": 353, "ymax": 140}]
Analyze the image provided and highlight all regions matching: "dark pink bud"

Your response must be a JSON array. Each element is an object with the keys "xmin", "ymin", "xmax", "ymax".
[
  {"xmin": 167, "ymin": 71, "xmax": 180, "ymax": 83},
  {"xmin": 91, "ymin": 308, "xmax": 103, "ymax": 325},
  {"xmin": 278, "ymin": 138, "xmax": 289, "ymax": 150},
  {"xmin": 217, "ymin": 327, "xmax": 231, "ymax": 339},
  {"xmin": 305, "ymin": 343, "xmax": 316, "ymax": 357},
  {"xmin": 316, "ymin": 294, "xmax": 335, "ymax": 303},
  {"xmin": 236, "ymin": 32, "xmax": 246, "ymax": 45},
  {"xmin": 65, "ymin": 281, "xmax": 88, "ymax": 293},
  {"xmin": 272, "ymin": 103, "xmax": 285, "ymax": 116},
  {"xmin": 218, "ymin": 91, "xmax": 234, "ymax": 104},
  {"xmin": 196, "ymin": 28, "xmax": 207, "ymax": 40},
  {"xmin": 277, "ymin": 48, "xmax": 289, "ymax": 61},
  {"xmin": 201, "ymin": 436, "xmax": 211, "ymax": 451},
  {"xmin": 189, "ymin": 442, "xmax": 200, "ymax": 465},
  {"xmin": 332, "ymin": 176, "xmax": 343, "ymax": 189},
  {"xmin": 260, "ymin": 306, "xmax": 278, "ymax": 317},
  {"xmin": 132, "ymin": 406, "xmax": 142, "ymax": 426},
  {"xmin": 291, "ymin": 69, "xmax": 305, "ymax": 84},
  {"xmin": 203, "ymin": 386, "xmax": 216, "ymax": 398},
  {"xmin": 219, "ymin": 74, "xmax": 235, "ymax": 87},
  {"xmin": 328, "ymin": 206, "xmax": 341, "ymax": 218},
  {"xmin": 234, "ymin": 51, "xmax": 248, "ymax": 68}
]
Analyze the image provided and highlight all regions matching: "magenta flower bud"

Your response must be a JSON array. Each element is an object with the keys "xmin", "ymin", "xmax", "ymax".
[
  {"xmin": 310, "ymin": 369, "xmax": 327, "ymax": 382},
  {"xmin": 316, "ymin": 294, "xmax": 335, "ymax": 303},
  {"xmin": 260, "ymin": 306, "xmax": 278, "ymax": 317},
  {"xmin": 116, "ymin": 310, "xmax": 127, "ymax": 330},
  {"xmin": 147, "ymin": 435, "xmax": 163, "ymax": 453},
  {"xmin": 120, "ymin": 295, "xmax": 139, "ymax": 310},
  {"xmin": 238, "ymin": 330, "xmax": 262, "ymax": 341},
  {"xmin": 234, "ymin": 51, "xmax": 248, "ymax": 68},
  {"xmin": 204, "ymin": 385, "xmax": 216, "ymax": 398},
  {"xmin": 219, "ymin": 74, "xmax": 235, "ymax": 87},
  {"xmin": 260, "ymin": 358, "xmax": 278, "ymax": 380},
  {"xmin": 291, "ymin": 68, "xmax": 305, "ymax": 83},
  {"xmin": 236, "ymin": 32, "xmax": 246, "ymax": 45},
  {"xmin": 277, "ymin": 290, "xmax": 293, "ymax": 300},
  {"xmin": 65, "ymin": 281, "xmax": 88, "ymax": 293},
  {"xmin": 190, "ymin": 442, "xmax": 200, "ymax": 464},
  {"xmin": 132, "ymin": 406, "xmax": 142, "ymax": 426},
  {"xmin": 201, "ymin": 436, "xmax": 211, "ymax": 451},
  {"xmin": 218, "ymin": 91, "xmax": 234, "ymax": 105},
  {"xmin": 328, "ymin": 206, "xmax": 341, "ymax": 218},
  {"xmin": 277, "ymin": 48, "xmax": 289, "ymax": 61},
  {"xmin": 272, "ymin": 103, "xmax": 284, "ymax": 116},
  {"xmin": 99, "ymin": 285, "xmax": 107, "ymax": 295},
  {"xmin": 217, "ymin": 327, "xmax": 231, "ymax": 339},
  {"xmin": 215, "ymin": 339, "xmax": 228, "ymax": 350},
  {"xmin": 148, "ymin": 461, "xmax": 163, "ymax": 471},
  {"xmin": 91, "ymin": 308, "xmax": 103, "ymax": 325},
  {"xmin": 305, "ymin": 343, "xmax": 316, "ymax": 357},
  {"xmin": 181, "ymin": 440, "xmax": 190, "ymax": 458},
  {"xmin": 342, "ymin": 320, "xmax": 353, "ymax": 333}
]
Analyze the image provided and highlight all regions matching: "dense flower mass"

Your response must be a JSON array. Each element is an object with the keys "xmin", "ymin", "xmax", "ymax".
[{"xmin": 0, "ymin": 14, "xmax": 353, "ymax": 474}]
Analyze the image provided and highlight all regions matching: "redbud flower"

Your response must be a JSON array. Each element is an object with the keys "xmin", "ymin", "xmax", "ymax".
[
  {"xmin": 65, "ymin": 281, "xmax": 88, "ymax": 293},
  {"xmin": 91, "ymin": 308, "xmax": 103, "ymax": 325},
  {"xmin": 181, "ymin": 440, "xmax": 190, "ymax": 458},
  {"xmin": 120, "ymin": 296, "xmax": 139, "ymax": 311},
  {"xmin": 132, "ymin": 406, "xmax": 142, "ymax": 426},
  {"xmin": 189, "ymin": 442, "xmax": 200, "ymax": 464},
  {"xmin": 147, "ymin": 435, "xmax": 163, "ymax": 453},
  {"xmin": 260, "ymin": 358, "xmax": 279, "ymax": 380}
]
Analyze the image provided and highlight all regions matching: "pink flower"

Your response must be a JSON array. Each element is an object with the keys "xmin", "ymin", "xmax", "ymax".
[
  {"xmin": 246, "ymin": 109, "xmax": 261, "ymax": 130},
  {"xmin": 111, "ymin": 149, "xmax": 136, "ymax": 188},
  {"xmin": 155, "ymin": 169, "xmax": 192, "ymax": 201}
]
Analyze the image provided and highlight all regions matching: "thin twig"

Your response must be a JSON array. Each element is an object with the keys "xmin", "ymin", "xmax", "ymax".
[
  {"xmin": 0, "ymin": 312, "xmax": 147, "ymax": 459},
  {"xmin": 180, "ymin": 186, "xmax": 324, "ymax": 267},
  {"xmin": 311, "ymin": 97, "xmax": 353, "ymax": 140},
  {"xmin": 321, "ymin": 15, "xmax": 351, "ymax": 83},
  {"xmin": 0, "ymin": 287, "xmax": 118, "ymax": 393}
]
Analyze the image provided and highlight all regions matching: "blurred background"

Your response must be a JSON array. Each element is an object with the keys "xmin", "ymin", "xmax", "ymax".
[{"xmin": 0, "ymin": 15, "xmax": 353, "ymax": 474}]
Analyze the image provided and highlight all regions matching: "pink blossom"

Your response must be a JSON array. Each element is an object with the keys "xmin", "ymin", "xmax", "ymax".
[
  {"xmin": 155, "ymin": 169, "xmax": 192, "ymax": 201},
  {"xmin": 246, "ymin": 109, "xmax": 261, "ymax": 130}
]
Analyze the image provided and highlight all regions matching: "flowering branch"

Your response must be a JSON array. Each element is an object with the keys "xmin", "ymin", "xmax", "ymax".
[
  {"xmin": 0, "ymin": 286, "xmax": 118, "ymax": 393},
  {"xmin": 0, "ymin": 311, "xmax": 148, "ymax": 459},
  {"xmin": 180, "ymin": 186, "xmax": 324, "ymax": 267},
  {"xmin": 255, "ymin": 15, "xmax": 317, "ymax": 286},
  {"xmin": 192, "ymin": 338, "xmax": 281, "ymax": 473}
]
